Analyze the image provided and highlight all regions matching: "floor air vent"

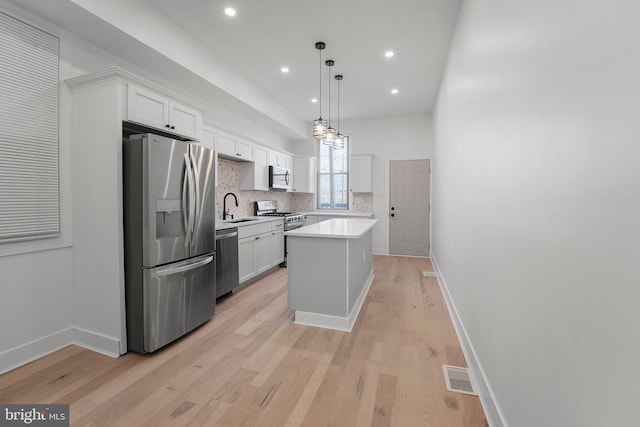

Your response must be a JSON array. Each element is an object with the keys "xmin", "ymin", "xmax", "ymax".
[
  {"xmin": 443, "ymin": 365, "xmax": 478, "ymax": 396},
  {"xmin": 422, "ymin": 271, "xmax": 438, "ymax": 277}
]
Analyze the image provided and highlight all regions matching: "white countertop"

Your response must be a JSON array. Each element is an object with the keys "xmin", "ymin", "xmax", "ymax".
[
  {"xmin": 216, "ymin": 216, "xmax": 281, "ymax": 230},
  {"xmin": 285, "ymin": 218, "xmax": 378, "ymax": 239},
  {"xmin": 303, "ymin": 211, "xmax": 373, "ymax": 217}
]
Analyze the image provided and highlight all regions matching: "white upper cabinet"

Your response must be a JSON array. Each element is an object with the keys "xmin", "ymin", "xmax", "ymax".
[
  {"xmin": 284, "ymin": 154, "xmax": 293, "ymax": 170},
  {"xmin": 217, "ymin": 132, "xmax": 236, "ymax": 156},
  {"xmin": 168, "ymin": 102, "xmax": 202, "ymax": 139},
  {"xmin": 239, "ymin": 145, "xmax": 268, "ymax": 191},
  {"xmin": 268, "ymin": 150, "xmax": 288, "ymax": 168},
  {"xmin": 127, "ymin": 84, "xmax": 202, "ymax": 140},
  {"xmin": 237, "ymin": 139, "xmax": 254, "ymax": 160},
  {"xmin": 292, "ymin": 155, "xmax": 316, "ymax": 193},
  {"xmin": 218, "ymin": 131, "xmax": 254, "ymax": 161},
  {"xmin": 350, "ymin": 154, "xmax": 373, "ymax": 193}
]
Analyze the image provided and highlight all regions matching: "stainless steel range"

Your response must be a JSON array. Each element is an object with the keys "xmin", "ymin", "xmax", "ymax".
[
  {"xmin": 255, "ymin": 200, "xmax": 305, "ymax": 267},
  {"xmin": 255, "ymin": 200, "xmax": 305, "ymax": 231}
]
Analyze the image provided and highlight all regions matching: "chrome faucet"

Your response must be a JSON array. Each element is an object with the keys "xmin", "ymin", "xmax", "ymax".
[{"xmin": 223, "ymin": 192, "xmax": 238, "ymax": 220}]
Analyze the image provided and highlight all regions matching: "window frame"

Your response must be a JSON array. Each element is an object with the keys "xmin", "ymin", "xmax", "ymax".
[{"xmin": 316, "ymin": 138, "xmax": 350, "ymax": 211}]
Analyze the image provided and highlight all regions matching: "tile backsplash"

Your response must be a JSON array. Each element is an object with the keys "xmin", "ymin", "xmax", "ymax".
[
  {"xmin": 216, "ymin": 158, "xmax": 293, "ymax": 219},
  {"xmin": 215, "ymin": 158, "xmax": 373, "ymax": 218},
  {"xmin": 352, "ymin": 193, "xmax": 373, "ymax": 213},
  {"xmin": 292, "ymin": 193, "xmax": 314, "ymax": 212}
]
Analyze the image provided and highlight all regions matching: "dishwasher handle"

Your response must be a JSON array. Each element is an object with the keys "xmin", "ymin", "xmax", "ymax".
[{"xmin": 216, "ymin": 231, "xmax": 238, "ymax": 240}]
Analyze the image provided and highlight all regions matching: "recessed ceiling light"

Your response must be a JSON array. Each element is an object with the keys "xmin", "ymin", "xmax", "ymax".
[
  {"xmin": 224, "ymin": 7, "xmax": 236, "ymax": 16},
  {"xmin": 311, "ymin": 98, "xmax": 318, "ymax": 103},
  {"xmin": 391, "ymin": 89, "xmax": 399, "ymax": 95},
  {"xmin": 385, "ymin": 51, "xmax": 394, "ymax": 58},
  {"xmin": 281, "ymin": 67, "xmax": 289, "ymax": 73}
]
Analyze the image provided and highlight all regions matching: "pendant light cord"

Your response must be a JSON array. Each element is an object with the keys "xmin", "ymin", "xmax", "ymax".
[
  {"xmin": 337, "ymin": 78, "xmax": 340, "ymax": 132},
  {"xmin": 327, "ymin": 62, "xmax": 332, "ymax": 125},
  {"xmin": 318, "ymin": 47, "xmax": 322, "ymax": 117}
]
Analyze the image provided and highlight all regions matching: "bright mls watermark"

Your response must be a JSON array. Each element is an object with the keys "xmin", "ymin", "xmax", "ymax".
[{"xmin": 0, "ymin": 405, "xmax": 68, "ymax": 426}]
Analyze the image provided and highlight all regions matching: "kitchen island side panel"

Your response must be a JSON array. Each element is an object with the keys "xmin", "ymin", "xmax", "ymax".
[
  {"xmin": 287, "ymin": 236, "xmax": 348, "ymax": 317},
  {"xmin": 348, "ymin": 229, "xmax": 373, "ymax": 313}
]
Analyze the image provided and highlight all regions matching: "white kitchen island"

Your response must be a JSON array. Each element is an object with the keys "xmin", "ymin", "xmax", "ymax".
[{"xmin": 285, "ymin": 218, "xmax": 378, "ymax": 332}]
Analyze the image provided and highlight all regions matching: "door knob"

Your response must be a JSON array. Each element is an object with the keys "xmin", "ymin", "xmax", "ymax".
[
  {"xmin": 390, "ymin": 213, "xmax": 395, "ymax": 217},
  {"xmin": 391, "ymin": 207, "xmax": 395, "ymax": 210}
]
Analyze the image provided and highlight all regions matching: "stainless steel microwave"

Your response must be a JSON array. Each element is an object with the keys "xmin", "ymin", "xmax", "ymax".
[{"xmin": 269, "ymin": 165, "xmax": 290, "ymax": 191}]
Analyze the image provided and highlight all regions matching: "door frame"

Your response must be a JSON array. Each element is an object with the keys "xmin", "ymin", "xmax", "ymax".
[{"xmin": 388, "ymin": 158, "xmax": 431, "ymax": 257}]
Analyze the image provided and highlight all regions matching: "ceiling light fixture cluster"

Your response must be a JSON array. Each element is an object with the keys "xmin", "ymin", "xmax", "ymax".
[
  {"xmin": 312, "ymin": 42, "xmax": 347, "ymax": 149},
  {"xmin": 385, "ymin": 50, "xmax": 399, "ymax": 96}
]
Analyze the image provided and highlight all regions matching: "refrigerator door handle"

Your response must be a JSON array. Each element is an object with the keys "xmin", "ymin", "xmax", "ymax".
[
  {"xmin": 189, "ymin": 151, "xmax": 200, "ymax": 245},
  {"xmin": 183, "ymin": 153, "xmax": 196, "ymax": 249},
  {"xmin": 182, "ymin": 166, "xmax": 189, "ymax": 239},
  {"xmin": 154, "ymin": 255, "xmax": 214, "ymax": 276}
]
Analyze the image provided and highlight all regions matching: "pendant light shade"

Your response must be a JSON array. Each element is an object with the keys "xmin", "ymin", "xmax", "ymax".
[
  {"xmin": 313, "ymin": 42, "xmax": 327, "ymax": 139},
  {"xmin": 313, "ymin": 118, "xmax": 327, "ymax": 139},
  {"xmin": 324, "ymin": 127, "xmax": 337, "ymax": 144}
]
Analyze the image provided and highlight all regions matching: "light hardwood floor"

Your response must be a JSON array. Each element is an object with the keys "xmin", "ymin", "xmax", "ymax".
[{"xmin": 0, "ymin": 256, "xmax": 487, "ymax": 426}]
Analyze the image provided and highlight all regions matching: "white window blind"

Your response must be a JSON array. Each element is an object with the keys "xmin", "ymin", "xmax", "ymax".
[{"xmin": 0, "ymin": 12, "xmax": 59, "ymax": 243}]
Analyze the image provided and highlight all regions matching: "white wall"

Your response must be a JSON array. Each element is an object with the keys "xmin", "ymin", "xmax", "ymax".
[
  {"xmin": 433, "ymin": 0, "xmax": 640, "ymax": 426},
  {"xmin": 0, "ymin": 1, "xmax": 75, "ymax": 373},
  {"xmin": 0, "ymin": 1, "xmax": 297, "ymax": 372},
  {"xmin": 294, "ymin": 113, "xmax": 432, "ymax": 254}
]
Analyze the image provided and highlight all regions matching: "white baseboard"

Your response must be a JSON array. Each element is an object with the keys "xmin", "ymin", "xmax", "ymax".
[
  {"xmin": 294, "ymin": 270, "xmax": 374, "ymax": 332},
  {"xmin": 73, "ymin": 327, "xmax": 121, "ymax": 358},
  {"xmin": 378, "ymin": 253, "xmax": 430, "ymax": 259},
  {"xmin": 0, "ymin": 327, "xmax": 121, "ymax": 374},
  {"xmin": 431, "ymin": 255, "xmax": 506, "ymax": 427},
  {"xmin": 0, "ymin": 328, "xmax": 74, "ymax": 375}
]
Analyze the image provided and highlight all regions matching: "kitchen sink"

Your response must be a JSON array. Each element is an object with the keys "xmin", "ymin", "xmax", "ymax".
[{"xmin": 226, "ymin": 218, "xmax": 257, "ymax": 223}]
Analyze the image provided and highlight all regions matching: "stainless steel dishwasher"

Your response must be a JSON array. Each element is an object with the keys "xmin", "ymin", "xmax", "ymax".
[{"xmin": 215, "ymin": 227, "xmax": 239, "ymax": 298}]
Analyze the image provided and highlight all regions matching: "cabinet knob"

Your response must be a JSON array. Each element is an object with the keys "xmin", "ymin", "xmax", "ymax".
[
  {"xmin": 165, "ymin": 124, "xmax": 170, "ymax": 128},
  {"xmin": 170, "ymin": 125, "xmax": 175, "ymax": 130},
  {"xmin": 255, "ymin": 236, "xmax": 260, "ymax": 240},
  {"xmin": 237, "ymin": 153, "xmax": 242, "ymax": 157}
]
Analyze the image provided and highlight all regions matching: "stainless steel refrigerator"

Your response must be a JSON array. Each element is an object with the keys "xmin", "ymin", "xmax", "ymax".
[{"xmin": 123, "ymin": 133, "xmax": 216, "ymax": 353}]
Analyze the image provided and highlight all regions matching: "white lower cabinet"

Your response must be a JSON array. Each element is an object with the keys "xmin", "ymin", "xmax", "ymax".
[
  {"xmin": 239, "ymin": 233, "xmax": 269, "ymax": 283},
  {"xmin": 238, "ymin": 236, "xmax": 257, "ymax": 283},
  {"xmin": 237, "ymin": 219, "xmax": 285, "ymax": 284},
  {"xmin": 271, "ymin": 230, "xmax": 285, "ymax": 265},
  {"xmin": 255, "ymin": 232, "xmax": 272, "ymax": 275}
]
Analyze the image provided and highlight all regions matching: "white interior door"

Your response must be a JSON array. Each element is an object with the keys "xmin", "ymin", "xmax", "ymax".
[{"xmin": 389, "ymin": 159, "xmax": 430, "ymax": 256}]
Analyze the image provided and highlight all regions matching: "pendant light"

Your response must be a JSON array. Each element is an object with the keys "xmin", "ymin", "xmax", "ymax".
[
  {"xmin": 323, "ymin": 59, "xmax": 337, "ymax": 145},
  {"xmin": 334, "ymin": 74, "xmax": 347, "ymax": 150},
  {"xmin": 312, "ymin": 42, "xmax": 327, "ymax": 139}
]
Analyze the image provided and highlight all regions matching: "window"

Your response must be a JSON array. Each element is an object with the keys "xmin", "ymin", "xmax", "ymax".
[
  {"xmin": 0, "ymin": 12, "xmax": 60, "ymax": 243},
  {"xmin": 317, "ymin": 138, "xmax": 349, "ymax": 210}
]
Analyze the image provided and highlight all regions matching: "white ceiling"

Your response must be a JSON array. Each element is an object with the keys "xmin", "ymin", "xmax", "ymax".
[
  {"xmin": 5, "ymin": 0, "xmax": 461, "ymax": 140},
  {"xmin": 144, "ymin": 0, "xmax": 461, "ymax": 123}
]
